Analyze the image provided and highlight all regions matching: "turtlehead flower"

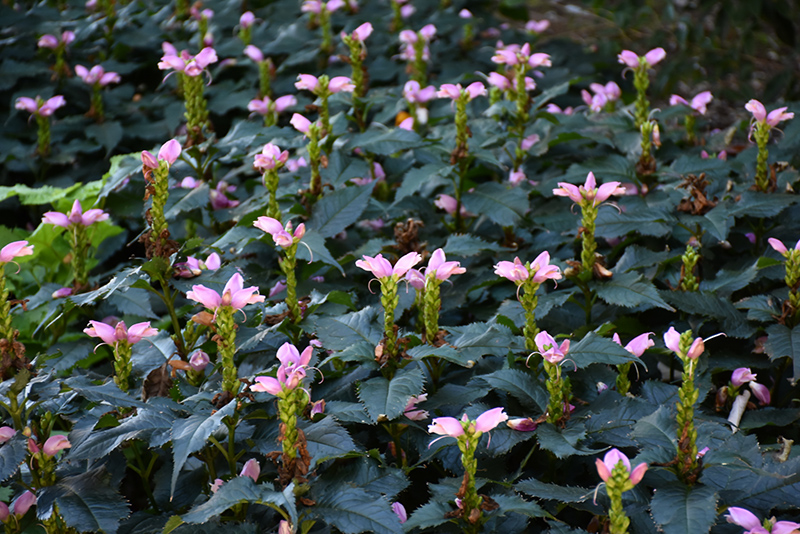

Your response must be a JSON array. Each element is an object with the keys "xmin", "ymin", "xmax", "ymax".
[
  {"xmin": 301, "ymin": 0, "xmax": 344, "ymax": 13},
  {"xmin": 428, "ymin": 407, "xmax": 508, "ymax": 441},
  {"xmin": 268, "ymin": 279, "xmax": 287, "ymax": 298},
  {"xmin": 158, "ymin": 47, "xmax": 218, "ymax": 77},
  {"xmin": 746, "ymin": 100, "xmax": 794, "ymax": 129},
  {"xmin": 434, "ymin": 194, "xmax": 469, "ymax": 217},
  {"xmin": 732, "ymin": 368, "xmax": 757, "ymax": 387},
  {"xmin": 251, "ymin": 342, "xmax": 313, "ymax": 395},
  {"xmin": 525, "ymin": 19, "xmax": 550, "ymax": 33},
  {"xmin": 240, "ymin": 458, "xmax": 260, "ymax": 482},
  {"xmin": 509, "ymin": 169, "xmax": 527, "ymax": 186},
  {"xmin": 239, "ymin": 11, "xmax": 255, "ymax": 28},
  {"xmin": 663, "ymin": 326, "xmax": 705, "ymax": 360},
  {"xmin": 253, "ymin": 217, "xmax": 305, "ymax": 248},
  {"xmin": 348, "ymin": 22, "xmax": 373, "ymax": 41},
  {"xmin": 521, "ymin": 134, "xmax": 540, "ymax": 151},
  {"xmin": 0, "ymin": 241, "xmax": 34, "ymax": 265},
  {"xmin": 248, "ymin": 95, "xmax": 296, "ymax": 117},
  {"xmin": 437, "ymin": 82, "xmax": 486, "ymax": 101},
  {"xmin": 209, "ymin": 181, "xmax": 239, "ymax": 210},
  {"xmin": 38, "ymin": 31, "xmax": 75, "ymax": 49},
  {"xmin": 495, "ymin": 252, "xmax": 562, "ymax": 284},
  {"xmin": 553, "ymin": 172, "xmax": 625, "ymax": 207},
  {"xmin": 243, "ymin": 45, "xmax": 266, "ymax": 63},
  {"xmin": 175, "ymin": 252, "xmax": 221, "ymax": 278},
  {"xmin": 404, "ymin": 394, "xmax": 429, "ymax": 421},
  {"xmin": 612, "ymin": 332, "xmax": 655, "ymax": 357},
  {"xmin": 546, "ymin": 103, "xmax": 574, "ymax": 115},
  {"xmin": 617, "ymin": 48, "xmax": 666, "ymax": 69},
  {"xmin": 43, "ymin": 435, "xmax": 71, "ymax": 457},
  {"xmin": 534, "ymin": 331, "xmax": 570, "ymax": 364},
  {"xmin": 75, "ymin": 65, "xmax": 121, "ymax": 87},
  {"xmin": 186, "ymin": 272, "xmax": 265, "ymax": 312},
  {"xmin": 403, "ymin": 80, "xmax": 437, "ymax": 104},
  {"xmin": 595, "ymin": 448, "xmax": 647, "ymax": 485},
  {"xmin": 84, "ymin": 320, "xmax": 158, "ymax": 347},
  {"xmin": 42, "ymin": 199, "xmax": 109, "ymax": 228},
  {"xmin": 189, "ymin": 350, "xmax": 210, "ymax": 371},
  {"xmin": 356, "ymin": 252, "xmax": 421, "ymax": 279},
  {"xmin": 15, "ymin": 95, "xmax": 65, "ymax": 118},
  {"xmin": 507, "ymin": 417, "xmax": 538, "ymax": 432},
  {"xmin": 12, "ymin": 491, "xmax": 36, "ymax": 517},
  {"xmin": 425, "ymin": 248, "xmax": 466, "ymax": 281},
  {"xmin": 392, "ymin": 502, "xmax": 407, "ymax": 524},
  {"xmin": 730, "ymin": 368, "xmax": 771, "ymax": 405},
  {"xmin": 768, "ymin": 237, "xmax": 800, "ymax": 257},
  {"xmin": 0, "ymin": 426, "xmax": 15, "ymax": 443},
  {"xmin": 290, "ymin": 113, "xmax": 314, "ymax": 135},
  {"xmin": 726, "ymin": 507, "xmax": 800, "ymax": 534},
  {"xmin": 254, "ymin": 143, "xmax": 290, "ymax": 172},
  {"xmin": 295, "ymin": 74, "xmax": 355, "ymax": 94},
  {"xmin": 141, "ymin": 139, "xmax": 181, "ymax": 170},
  {"xmin": 669, "ymin": 91, "xmax": 713, "ymax": 115}
]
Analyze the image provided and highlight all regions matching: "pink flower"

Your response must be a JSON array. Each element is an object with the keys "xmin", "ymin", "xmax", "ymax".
[
  {"xmin": 239, "ymin": 458, "xmax": 260, "ymax": 481},
  {"xmin": 731, "ymin": 368, "xmax": 757, "ymax": 387},
  {"xmin": 726, "ymin": 507, "xmax": 800, "ymax": 534},
  {"xmin": 403, "ymin": 81, "xmax": 437, "ymax": 104},
  {"xmin": 746, "ymin": 100, "xmax": 794, "ymax": 128},
  {"xmin": 209, "ymin": 181, "xmax": 239, "ymax": 210},
  {"xmin": 210, "ymin": 479, "xmax": 223, "ymax": 493},
  {"xmin": 509, "ymin": 169, "xmax": 526, "ymax": 186},
  {"xmin": 507, "ymin": 418, "xmax": 538, "ymax": 432},
  {"xmin": 286, "ymin": 157, "xmax": 308, "ymax": 172},
  {"xmin": 405, "ymin": 269, "xmax": 425, "ymax": 290},
  {"xmin": 42, "ymin": 435, "xmax": 71, "ymax": 457},
  {"xmin": 277, "ymin": 342, "xmax": 313, "ymax": 369},
  {"xmin": 42, "ymin": 199, "xmax": 109, "ymax": 228},
  {"xmin": 12, "ymin": 490, "xmax": 36, "ymax": 517},
  {"xmin": 595, "ymin": 449, "xmax": 647, "ymax": 485},
  {"xmin": 310, "ymin": 399, "xmax": 325, "ymax": 417},
  {"xmin": 404, "ymin": 394, "xmax": 428, "ymax": 421},
  {"xmin": 494, "ymin": 257, "xmax": 529, "ymax": 282},
  {"xmin": 425, "ymin": 248, "xmax": 466, "ymax": 281},
  {"xmin": 243, "ymin": 45, "xmax": 265, "ymax": 63},
  {"xmin": 392, "ymin": 502, "xmax": 407, "ymax": 523},
  {"xmin": 84, "ymin": 320, "xmax": 158, "ymax": 347},
  {"xmin": 487, "ymin": 72, "xmax": 511, "ymax": 91},
  {"xmin": 15, "ymin": 95, "xmax": 65, "ymax": 118},
  {"xmin": 254, "ymin": 143, "xmax": 290, "ymax": 172},
  {"xmin": 528, "ymin": 53, "xmax": 552, "ymax": 69},
  {"xmin": 239, "ymin": 11, "xmax": 255, "ymax": 28},
  {"xmin": 158, "ymin": 47, "xmax": 218, "ymax": 77},
  {"xmin": 0, "ymin": 241, "xmax": 34, "ymax": 264},
  {"xmin": 618, "ymin": 48, "xmax": 665, "ymax": 68},
  {"xmin": 437, "ymin": 82, "xmax": 486, "ymax": 101},
  {"xmin": 268, "ymin": 279, "xmax": 287, "ymax": 298},
  {"xmin": 175, "ymin": 253, "xmax": 221, "ymax": 278},
  {"xmin": 0, "ymin": 426, "xmax": 15, "ymax": 443},
  {"xmin": 428, "ymin": 416, "xmax": 464, "ymax": 438},
  {"xmin": 141, "ymin": 139, "xmax": 181, "ymax": 170},
  {"xmin": 351, "ymin": 22, "xmax": 373, "ymax": 41},
  {"xmin": 434, "ymin": 194, "xmax": 460, "ymax": 215},
  {"xmin": 663, "ymin": 326, "xmax": 682, "ymax": 354},
  {"xmin": 253, "ymin": 217, "xmax": 305, "ymax": 248},
  {"xmin": 189, "ymin": 350, "xmax": 210, "ymax": 371},
  {"xmin": 553, "ymin": 172, "xmax": 625, "ymax": 207},
  {"xmin": 521, "ymin": 134, "xmax": 540, "ymax": 151},
  {"xmin": 329, "ymin": 76, "xmax": 355, "ymax": 93},
  {"xmin": 768, "ymin": 237, "xmax": 800, "ymax": 257},
  {"xmin": 749, "ymin": 382, "xmax": 771, "ymax": 406},
  {"xmin": 546, "ymin": 103, "xmax": 574, "ymax": 115},
  {"xmin": 38, "ymin": 31, "xmax": 74, "ymax": 49},
  {"xmin": 525, "ymin": 19, "xmax": 550, "ymax": 33},
  {"xmin": 534, "ymin": 331, "xmax": 570, "ymax": 364},
  {"xmin": 186, "ymin": 273, "xmax": 265, "ymax": 312},
  {"xmin": 290, "ymin": 113, "xmax": 313, "ymax": 135},
  {"xmin": 475, "ymin": 407, "xmax": 508, "ymax": 432},
  {"xmin": 301, "ymin": 0, "xmax": 322, "ymax": 13},
  {"xmin": 251, "ymin": 375, "xmax": 283, "ymax": 395},
  {"xmin": 295, "ymin": 74, "xmax": 319, "ymax": 92},
  {"xmin": 356, "ymin": 252, "xmax": 422, "ymax": 279},
  {"xmin": 495, "ymin": 253, "xmax": 561, "ymax": 284},
  {"xmin": 669, "ymin": 91, "xmax": 713, "ymax": 115},
  {"xmin": 0, "ymin": 501, "xmax": 7, "ymax": 521},
  {"xmin": 612, "ymin": 332, "xmax": 654, "ymax": 357},
  {"xmin": 75, "ymin": 65, "xmax": 121, "ymax": 86}
]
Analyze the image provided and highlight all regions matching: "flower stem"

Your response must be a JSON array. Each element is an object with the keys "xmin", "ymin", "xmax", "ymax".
[
  {"xmin": 280, "ymin": 244, "xmax": 302, "ymax": 324},
  {"xmin": 216, "ymin": 306, "xmax": 239, "ymax": 396}
]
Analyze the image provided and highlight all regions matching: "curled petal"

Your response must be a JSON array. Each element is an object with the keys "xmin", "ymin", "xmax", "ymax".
[
  {"xmin": 749, "ymin": 382, "xmax": 771, "ymax": 405},
  {"xmin": 251, "ymin": 376, "xmax": 282, "ymax": 395},
  {"xmin": 617, "ymin": 50, "xmax": 640, "ymax": 68},
  {"xmin": 731, "ymin": 367, "xmax": 756, "ymax": 387},
  {"xmin": 428, "ymin": 417, "xmax": 464, "ymax": 437},
  {"xmin": 0, "ymin": 241, "xmax": 34, "ymax": 263},
  {"xmin": 745, "ymin": 99, "xmax": 767, "ymax": 122},
  {"xmin": 84, "ymin": 320, "xmax": 119, "ymax": 346},
  {"xmin": 726, "ymin": 507, "xmax": 762, "ymax": 531},
  {"xmin": 42, "ymin": 435, "xmax": 71, "ymax": 457},
  {"xmin": 126, "ymin": 322, "xmax": 158, "ymax": 344},
  {"xmin": 474, "ymin": 407, "xmax": 508, "ymax": 433}
]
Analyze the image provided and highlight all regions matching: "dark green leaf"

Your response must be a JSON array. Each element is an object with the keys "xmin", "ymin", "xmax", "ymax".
[
  {"xmin": 473, "ymin": 369, "xmax": 547, "ymax": 411},
  {"xmin": 764, "ymin": 323, "xmax": 800, "ymax": 381},
  {"xmin": 491, "ymin": 493, "xmax": 548, "ymax": 518},
  {"xmin": 69, "ymin": 409, "xmax": 175, "ymax": 460},
  {"xmin": 357, "ymin": 367, "xmax": 425, "ymax": 423},
  {"xmin": 65, "ymin": 376, "xmax": 148, "ymax": 410},
  {"xmin": 516, "ymin": 478, "xmax": 593, "ymax": 504},
  {"xmin": 461, "ymin": 182, "xmax": 529, "ymax": 227},
  {"xmin": 664, "ymin": 291, "xmax": 755, "ymax": 338},
  {"xmin": 346, "ymin": 128, "xmax": 425, "ymax": 156},
  {"xmin": 568, "ymin": 332, "xmax": 641, "ymax": 369},
  {"xmin": 594, "ymin": 272, "xmax": 674, "ymax": 311},
  {"xmin": 443, "ymin": 234, "xmax": 502, "ymax": 257},
  {"xmin": 86, "ymin": 121, "xmax": 123, "ymax": 155},
  {"xmin": 535, "ymin": 423, "xmax": 598, "ymax": 458},
  {"xmin": 181, "ymin": 477, "xmax": 293, "ymax": 524},
  {"xmin": 402, "ymin": 500, "xmax": 452, "ymax": 531},
  {"xmin": 650, "ymin": 483, "xmax": 717, "ymax": 534},
  {"xmin": 297, "ymin": 229, "xmax": 345, "ymax": 275},
  {"xmin": 595, "ymin": 208, "xmax": 674, "ymax": 238},
  {"xmin": 0, "ymin": 435, "xmax": 27, "ymax": 483},
  {"xmin": 308, "ymin": 185, "xmax": 372, "ymax": 238},
  {"xmin": 302, "ymin": 417, "xmax": 361, "ymax": 466},
  {"xmin": 311, "ymin": 486, "xmax": 404, "ymax": 534}
]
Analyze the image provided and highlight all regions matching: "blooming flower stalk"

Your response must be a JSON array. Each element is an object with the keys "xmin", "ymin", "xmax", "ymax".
[
  {"xmin": 726, "ymin": 507, "xmax": 800, "ymax": 534},
  {"xmin": 612, "ymin": 333, "xmax": 654, "ymax": 395},
  {"xmin": 75, "ymin": 64, "xmax": 121, "ymax": 120},
  {"xmin": 243, "ymin": 45, "xmax": 274, "ymax": 98},
  {"xmin": 428, "ymin": 407, "xmax": 507, "ymax": 527},
  {"xmin": 411, "ymin": 249, "xmax": 466, "ymax": 343},
  {"xmin": 581, "ymin": 81, "xmax": 621, "ymax": 113},
  {"xmin": 438, "ymin": 82, "xmax": 486, "ymax": 163},
  {"xmin": 38, "ymin": 31, "xmax": 74, "ymax": 78},
  {"xmin": 158, "ymin": 47, "xmax": 218, "ymax": 144},
  {"xmin": 618, "ymin": 47, "xmax": 665, "ymax": 128},
  {"xmin": 140, "ymin": 139, "xmax": 181, "ymax": 260},
  {"xmin": 0, "ymin": 242, "xmax": 34, "ymax": 346},
  {"xmin": 494, "ymin": 253, "xmax": 561, "ymax": 351},
  {"xmin": 553, "ymin": 172, "xmax": 625, "ymax": 277},
  {"xmin": 290, "ymin": 113, "xmax": 324, "ymax": 199},
  {"xmin": 302, "ymin": 0, "xmax": 344, "ymax": 55},
  {"xmin": 247, "ymin": 94, "xmax": 295, "ymax": 127},
  {"xmin": 42, "ymin": 200, "xmax": 109, "ymax": 289},
  {"xmin": 341, "ymin": 22, "xmax": 372, "ymax": 129},
  {"xmin": 15, "ymin": 95, "xmax": 65, "ymax": 156},
  {"xmin": 186, "ymin": 273, "xmax": 265, "ymax": 395},
  {"xmin": 356, "ymin": 252, "xmax": 422, "ymax": 360},
  {"xmin": 746, "ymin": 99, "xmax": 794, "ymax": 192},
  {"xmin": 768, "ymin": 237, "xmax": 800, "ymax": 325},
  {"xmin": 85, "ymin": 319, "xmax": 158, "ymax": 391},
  {"xmin": 399, "ymin": 25, "xmax": 436, "ymax": 85},
  {"xmin": 678, "ymin": 243, "xmax": 700, "ymax": 291},
  {"xmin": 295, "ymin": 74, "xmax": 354, "ymax": 139},
  {"xmin": 251, "ymin": 342, "xmax": 314, "ymax": 466},
  {"xmin": 491, "ymin": 43, "xmax": 551, "ymax": 136},
  {"xmin": 253, "ymin": 217, "xmax": 306, "ymax": 323},
  {"xmin": 534, "ymin": 331, "xmax": 572, "ymax": 424},
  {"xmin": 664, "ymin": 326, "xmax": 704, "ymax": 482},
  {"xmin": 595, "ymin": 449, "xmax": 648, "ymax": 534},
  {"xmin": 670, "ymin": 91, "xmax": 713, "ymax": 144},
  {"xmin": 254, "ymin": 143, "xmax": 290, "ymax": 220}
]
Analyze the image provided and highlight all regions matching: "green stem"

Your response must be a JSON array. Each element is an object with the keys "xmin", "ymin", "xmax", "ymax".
[
  {"xmin": 280, "ymin": 244, "xmax": 302, "ymax": 323},
  {"xmin": 216, "ymin": 306, "xmax": 239, "ymax": 395}
]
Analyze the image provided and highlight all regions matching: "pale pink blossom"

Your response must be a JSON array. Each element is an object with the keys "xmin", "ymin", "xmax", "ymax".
[
  {"xmin": 392, "ymin": 502, "xmax": 407, "ymax": 523},
  {"xmin": 12, "ymin": 491, "xmax": 36, "ymax": 517},
  {"xmin": 42, "ymin": 435, "xmax": 71, "ymax": 457},
  {"xmin": 351, "ymin": 22, "xmax": 373, "ymax": 41},
  {"xmin": 731, "ymin": 368, "xmax": 757, "ymax": 387},
  {"xmin": 158, "ymin": 47, "xmax": 218, "ymax": 77},
  {"xmin": 0, "ymin": 426, "xmax": 15, "ymax": 444},
  {"xmin": 521, "ymin": 134, "xmax": 540, "ymax": 151},
  {"xmin": 254, "ymin": 143, "xmax": 290, "ymax": 172},
  {"xmin": 437, "ymin": 82, "xmax": 485, "ymax": 101},
  {"xmin": 495, "ymin": 253, "xmax": 561, "ymax": 285},
  {"xmin": 494, "ymin": 257, "xmax": 529, "ymax": 282},
  {"xmin": 425, "ymin": 249, "xmax": 465, "ymax": 281},
  {"xmin": 253, "ymin": 217, "xmax": 305, "ymax": 248},
  {"xmin": 290, "ymin": 113, "xmax": 313, "ymax": 135},
  {"xmin": 239, "ymin": 11, "xmax": 255, "ymax": 28},
  {"xmin": 403, "ymin": 81, "xmax": 437, "ymax": 104},
  {"xmin": 726, "ymin": 506, "xmax": 800, "ymax": 534},
  {"xmin": 42, "ymin": 200, "xmax": 109, "ymax": 228},
  {"xmin": 405, "ymin": 269, "xmax": 425, "ymax": 290},
  {"xmin": 15, "ymin": 95, "xmax": 65, "ymax": 118},
  {"xmin": 546, "ymin": 103, "xmax": 574, "ymax": 115},
  {"xmin": 595, "ymin": 449, "xmax": 647, "ymax": 484},
  {"xmin": 509, "ymin": 169, "xmax": 526, "ymax": 186},
  {"xmin": 612, "ymin": 332, "xmax": 654, "ymax": 357},
  {"xmin": 356, "ymin": 252, "xmax": 421, "ymax": 279},
  {"xmin": 239, "ymin": 458, "xmax": 260, "ymax": 481},
  {"xmin": 38, "ymin": 31, "xmax": 74, "ymax": 49},
  {"xmin": 618, "ymin": 48, "xmax": 665, "ymax": 68},
  {"xmin": 525, "ymin": 19, "xmax": 550, "ymax": 33},
  {"xmin": 669, "ymin": 91, "xmax": 713, "ymax": 115},
  {"xmin": 428, "ymin": 407, "xmax": 508, "ymax": 439},
  {"xmin": 746, "ymin": 99, "xmax": 794, "ymax": 129},
  {"xmin": 175, "ymin": 253, "xmax": 221, "ymax": 278},
  {"xmin": 487, "ymin": 72, "xmax": 511, "ymax": 91},
  {"xmin": 268, "ymin": 280, "xmax": 287, "ymax": 298},
  {"xmin": 75, "ymin": 65, "xmax": 121, "ymax": 87},
  {"xmin": 141, "ymin": 139, "xmax": 181, "ymax": 170},
  {"xmin": 404, "ymin": 394, "xmax": 428, "ymax": 420},
  {"xmin": 768, "ymin": 237, "xmax": 800, "ymax": 257},
  {"xmin": 209, "ymin": 182, "xmax": 239, "ymax": 210},
  {"xmin": 286, "ymin": 157, "xmax": 308, "ymax": 172},
  {"xmin": 243, "ymin": 45, "xmax": 265, "ymax": 63},
  {"xmin": 189, "ymin": 350, "xmax": 210, "ymax": 371},
  {"xmin": 553, "ymin": 172, "xmax": 625, "ymax": 207},
  {"xmin": 84, "ymin": 320, "xmax": 158, "ymax": 347},
  {"xmin": 186, "ymin": 273, "xmax": 265, "ymax": 311},
  {"xmin": 534, "ymin": 331, "xmax": 569, "ymax": 364},
  {"xmin": 0, "ymin": 241, "xmax": 34, "ymax": 264}
]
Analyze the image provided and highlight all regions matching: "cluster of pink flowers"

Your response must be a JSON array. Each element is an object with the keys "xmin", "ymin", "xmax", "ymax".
[
  {"xmin": 186, "ymin": 273, "xmax": 265, "ymax": 312},
  {"xmin": 398, "ymin": 24, "xmax": 436, "ymax": 62},
  {"xmin": 356, "ymin": 252, "xmax": 421, "ymax": 280},
  {"xmin": 494, "ymin": 252, "xmax": 562, "ymax": 284},
  {"xmin": 745, "ymin": 100, "xmax": 794, "ymax": 131},
  {"xmin": 251, "ymin": 342, "xmax": 313, "ymax": 395},
  {"xmin": 581, "ymin": 81, "xmax": 621, "ymax": 112},
  {"xmin": 210, "ymin": 181, "xmax": 239, "ymax": 210},
  {"xmin": 428, "ymin": 407, "xmax": 508, "ymax": 443},
  {"xmin": 247, "ymin": 95, "xmax": 296, "ymax": 117},
  {"xmin": 491, "ymin": 42, "xmax": 551, "ymax": 70},
  {"xmin": 42, "ymin": 200, "xmax": 109, "ymax": 228},
  {"xmin": 158, "ymin": 43, "xmax": 218, "ymax": 77},
  {"xmin": 617, "ymin": 47, "xmax": 666, "ymax": 69},
  {"xmin": 175, "ymin": 253, "xmax": 221, "ymax": 278},
  {"xmin": 663, "ymin": 326, "xmax": 704, "ymax": 359},
  {"xmin": 295, "ymin": 74, "xmax": 355, "ymax": 94},
  {"xmin": 38, "ymin": 31, "xmax": 75, "ymax": 49},
  {"xmin": 141, "ymin": 139, "xmax": 181, "ymax": 171},
  {"xmin": 595, "ymin": 449, "xmax": 647, "ymax": 485},
  {"xmin": 253, "ymin": 217, "xmax": 305, "ymax": 248},
  {"xmin": 534, "ymin": 331, "xmax": 570, "ymax": 364},
  {"xmin": 15, "ymin": 96, "xmax": 65, "ymax": 118},
  {"xmin": 253, "ymin": 143, "xmax": 290, "ymax": 172},
  {"xmin": 669, "ymin": 91, "xmax": 713, "ymax": 115},
  {"xmin": 437, "ymin": 82, "xmax": 486, "ymax": 102},
  {"xmin": 553, "ymin": 172, "xmax": 625, "ymax": 207},
  {"xmin": 301, "ymin": 0, "xmax": 344, "ymax": 14},
  {"xmin": 75, "ymin": 65, "xmax": 121, "ymax": 87},
  {"xmin": 84, "ymin": 319, "xmax": 158, "ymax": 348}
]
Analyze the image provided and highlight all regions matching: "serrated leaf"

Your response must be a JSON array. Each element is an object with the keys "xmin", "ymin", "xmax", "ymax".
[
  {"xmin": 535, "ymin": 423, "xmax": 597, "ymax": 459},
  {"xmin": 296, "ymin": 229, "xmax": 345, "ymax": 274},
  {"xmin": 37, "ymin": 466, "xmax": 130, "ymax": 533},
  {"xmin": 632, "ymin": 406, "xmax": 678, "ymax": 458},
  {"xmin": 308, "ymin": 185, "xmax": 372, "ymax": 238},
  {"xmin": 346, "ymin": 128, "xmax": 425, "ymax": 156},
  {"xmin": 402, "ymin": 500, "xmax": 451, "ymax": 531},
  {"xmin": 107, "ymin": 287, "xmax": 157, "ymax": 318},
  {"xmin": 650, "ymin": 483, "xmax": 717, "ymax": 534},
  {"xmin": 312, "ymin": 486, "xmax": 403, "ymax": 534},
  {"xmin": 568, "ymin": 332, "xmax": 641, "ymax": 369},
  {"xmin": 491, "ymin": 493, "xmax": 548, "ymax": 518},
  {"xmin": 443, "ymin": 234, "xmax": 502, "ymax": 257},
  {"xmin": 165, "ymin": 184, "xmax": 210, "ymax": 219},
  {"xmin": 764, "ymin": 323, "xmax": 800, "ymax": 381},
  {"xmin": 357, "ymin": 367, "xmax": 425, "ymax": 423},
  {"xmin": 0, "ymin": 184, "xmax": 82, "ymax": 205},
  {"xmin": 0, "ymin": 435, "xmax": 27, "ymax": 483},
  {"xmin": 181, "ymin": 477, "xmax": 291, "ymax": 523},
  {"xmin": 65, "ymin": 375, "xmax": 148, "ymax": 410},
  {"xmin": 515, "ymin": 478, "xmax": 593, "ymax": 504},
  {"xmin": 394, "ymin": 162, "xmax": 450, "ymax": 201},
  {"xmin": 594, "ymin": 272, "xmax": 674, "ymax": 311},
  {"xmin": 315, "ymin": 306, "xmax": 382, "ymax": 352},
  {"xmin": 86, "ymin": 121, "xmax": 123, "ymax": 155},
  {"xmin": 302, "ymin": 417, "xmax": 360, "ymax": 466},
  {"xmin": 595, "ymin": 208, "xmax": 674, "ymax": 238},
  {"xmin": 171, "ymin": 401, "xmax": 236, "ymax": 496},
  {"xmin": 69, "ymin": 409, "xmax": 175, "ymax": 460},
  {"xmin": 461, "ymin": 182, "xmax": 528, "ymax": 227},
  {"xmin": 473, "ymin": 369, "xmax": 547, "ymax": 411},
  {"xmin": 664, "ymin": 291, "xmax": 755, "ymax": 338},
  {"xmin": 699, "ymin": 262, "xmax": 757, "ymax": 295}
]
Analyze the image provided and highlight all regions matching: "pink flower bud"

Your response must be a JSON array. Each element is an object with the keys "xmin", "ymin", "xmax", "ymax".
[
  {"xmin": 0, "ymin": 241, "xmax": 34, "ymax": 264},
  {"xmin": 328, "ymin": 76, "xmax": 355, "ymax": 93},
  {"xmin": 0, "ymin": 426, "xmax": 15, "ymax": 443},
  {"xmin": 43, "ymin": 434, "xmax": 71, "ymax": 457},
  {"xmin": 509, "ymin": 169, "xmax": 526, "ymax": 186},
  {"xmin": 352, "ymin": 22, "xmax": 373, "ymax": 41},
  {"xmin": 189, "ymin": 350, "xmax": 210, "ymax": 371},
  {"xmin": 239, "ymin": 458, "xmax": 260, "ymax": 481},
  {"xmin": 12, "ymin": 491, "xmax": 36, "ymax": 517},
  {"xmin": 290, "ymin": 113, "xmax": 312, "ymax": 134},
  {"xmin": 507, "ymin": 418, "xmax": 538, "ymax": 432},
  {"xmin": 0, "ymin": 501, "xmax": 8, "ymax": 521},
  {"xmin": 392, "ymin": 502, "xmax": 407, "ymax": 523},
  {"xmin": 240, "ymin": 11, "xmax": 255, "ymax": 28}
]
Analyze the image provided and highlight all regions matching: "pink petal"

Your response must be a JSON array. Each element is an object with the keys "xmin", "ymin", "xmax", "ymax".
[
  {"xmin": 595, "ymin": 457, "xmax": 611, "ymax": 481},
  {"xmin": 663, "ymin": 327, "xmax": 682, "ymax": 354},
  {"xmin": 243, "ymin": 45, "xmax": 264, "ymax": 63},
  {"xmin": 644, "ymin": 47, "xmax": 666, "ymax": 66},
  {"xmin": 328, "ymin": 76, "xmax": 355, "ymax": 93},
  {"xmin": 745, "ymin": 100, "xmax": 766, "ymax": 122},
  {"xmin": 0, "ymin": 241, "xmax": 34, "ymax": 263},
  {"xmin": 768, "ymin": 237, "xmax": 788, "ymax": 255},
  {"xmin": 428, "ymin": 417, "xmax": 464, "ymax": 437},
  {"xmin": 617, "ymin": 50, "xmax": 639, "ymax": 68},
  {"xmin": 353, "ymin": 22, "xmax": 373, "ymax": 41},
  {"xmin": 393, "ymin": 252, "xmax": 422, "ymax": 277},
  {"xmin": 186, "ymin": 284, "xmax": 222, "ymax": 310},
  {"xmin": 158, "ymin": 139, "xmax": 182, "ymax": 165},
  {"xmin": 251, "ymin": 376, "xmax": 282, "ymax": 395},
  {"xmin": 126, "ymin": 322, "xmax": 158, "ymax": 344},
  {"xmin": 731, "ymin": 367, "xmax": 756, "ymax": 387},
  {"xmin": 474, "ymin": 407, "xmax": 508, "ymax": 433},
  {"xmin": 553, "ymin": 183, "xmax": 582, "ymax": 204},
  {"xmin": 726, "ymin": 507, "xmax": 762, "ymax": 531},
  {"xmin": 290, "ymin": 113, "xmax": 311, "ymax": 134},
  {"xmin": 42, "ymin": 435, "xmax": 71, "ymax": 457},
  {"xmin": 749, "ymin": 382, "xmax": 770, "ymax": 405},
  {"xmin": 295, "ymin": 74, "xmax": 319, "ymax": 92},
  {"xmin": 629, "ymin": 462, "xmax": 648, "ymax": 485},
  {"xmin": 625, "ymin": 333, "xmax": 654, "ymax": 357},
  {"xmin": 84, "ymin": 320, "xmax": 118, "ymax": 346}
]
